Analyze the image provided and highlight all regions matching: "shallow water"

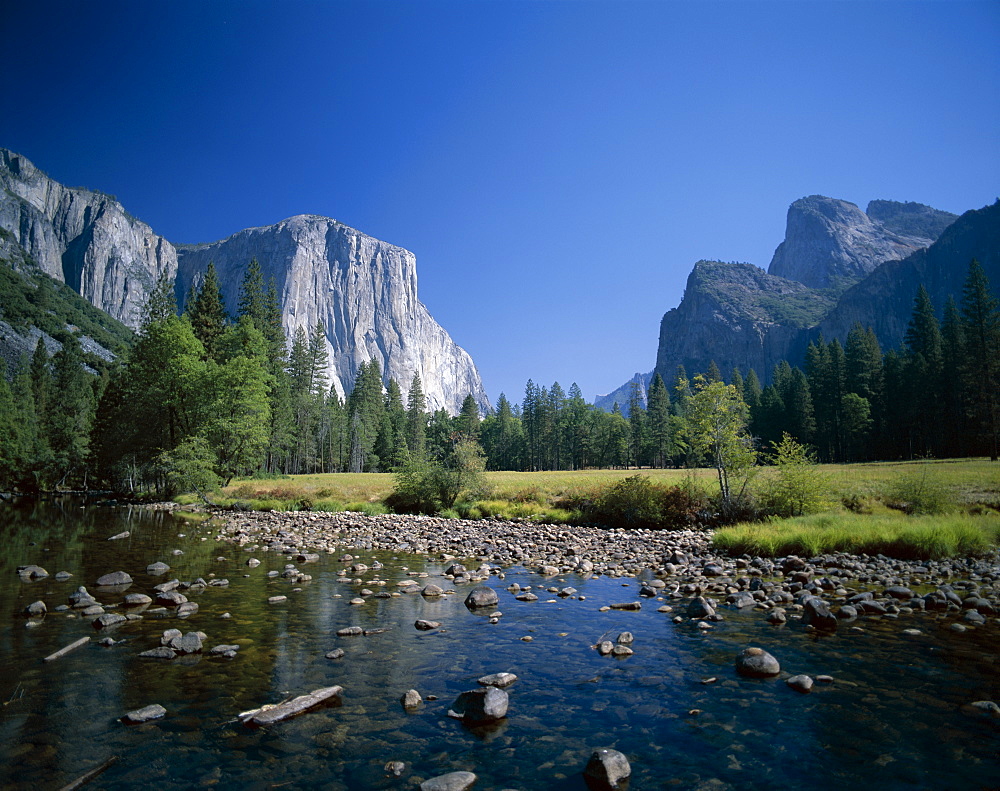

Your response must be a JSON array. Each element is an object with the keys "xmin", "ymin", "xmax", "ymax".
[{"xmin": 1, "ymin": 498, "xmax": 998, "ymax": 790}]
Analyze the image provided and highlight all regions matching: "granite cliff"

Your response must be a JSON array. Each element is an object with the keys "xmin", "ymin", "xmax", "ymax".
[
  {"xmin": 176, "ymin": 215, "xmax": 489, "ymax": 413},
  {"xmin": 767, "ymin": 195, "xmax": 953, "ymax": 289},
  {"xmin": 598, "ymin": 195, "xmax": 967, "ymax": 409},
  {"xmin": 0, "ymin": 149, "xmax": 488, "ymax": 414},
  {"xmin": 0, "ymin": 148, "xmax": 177, "ymax": 328}
]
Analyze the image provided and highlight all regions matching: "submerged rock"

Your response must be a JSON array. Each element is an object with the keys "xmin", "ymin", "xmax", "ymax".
[
  {"xmin": 802, "ymin": 596, "xmax": 838, "ymax": 631},
  {"xmin": 465, "ymin": 586, "xmax": 499, "ymax": 609},
  {"xmin": 24, "ymin": 600, "xmax": 46, "ymax": 616},
  {"xmin": 124, "ymin": 703, "xmax": 166, "ymax": 723},
  {"xmin": 448, "ymin": 687, "xmax": 508, "ymax": 723},
  {"xmin": 787, "ymin": 674, "xmax": 814, "ymax": 693},
  {"xmin": 401, "ymin": 689, "xmax": 422, "ymax": 709},
  {"xmin": 735, "ymin": 647, "xmax": 781, "ymax": 678},
  {"xmin": 244, "ymin": 685, "xmax": 343, "ymax": 727},
  {"xmin": 584, "ymin": 748, "xmax": 631, "ymax": 790},
  {"xmin": 420, "ymin": 771, "xmax": 477, "ymax": 791},
  {"xmin": 96, "ymin": 571, "xmax": 132, "ymax": 586},
  {"xmin": 477, "ymin": 672, "xmax": 517, "ymax": 688}
]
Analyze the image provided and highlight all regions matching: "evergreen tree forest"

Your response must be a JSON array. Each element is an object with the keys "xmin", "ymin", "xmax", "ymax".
[
  {"xmin": 480, "ymin": 259, "xmax": 1000, "ymax": 469},
  {"xmin": 0, "ymin": 259, "xmax": 997, "ymax": 495}
]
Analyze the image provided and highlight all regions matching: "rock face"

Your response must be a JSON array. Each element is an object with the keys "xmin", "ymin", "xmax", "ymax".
[
  {"xmin": 606, "ymin": 194, "xmax": 980, "ymax": 395},
  {"xmin": 0, "ymin": 148, "xmax": 177, "ymax": 328},
  {"xmin": 767, "ymin": 195, "xmax": 952, "ymax": 289},
  {"xmin": 0, "ymin": 149, "xmax": 488, "ymax": 415},
  {"xmin": 653, "ymin": 260, "xmax": 826, "ymax": 384},
  {"xmin": 817, "ymin": 201, "xmax": 1000, "ymax": 353},
  {"xmin": 175, "ymin": 215, "xmax": 488, "ymax": 414}
]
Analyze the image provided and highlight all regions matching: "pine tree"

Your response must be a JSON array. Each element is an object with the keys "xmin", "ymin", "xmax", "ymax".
[
  {"xmin": 903, "ymin": 285, "xmax": 944, "ymax": 456},
  {"xmin": 522, "ymin": 379, "xmax": 540, "ymax": 470},
  {"xmin": 347, "ymin": 360, "xmax": 385, "ymax": 471},
  {"xmin": 143, "ymin": 271, "xmax": 178, "ymax": 328},
  {"xmin": 237, "ymin": 258, "xmax": 267, "ymax": 330},
  {"xmin": 47, "ymin": 333, "xmax": 96, "ymax": 486},
  {"xmin": 646, "ymin": 373, "xmax": 672, "ymax": 468},
  {"xmin": 960, "ymin": 259, "xmax": 1000, "ymax": 459},
  {"xmin": 627, "ymin": 380, "xmax": 647, "ymax": 467},
  {"xmin": 546, "ymin": 382, "xmax": 566, "ymax": 469},
  {"xmin": 564, "ymin": 383, "xmax": 589, "ymax": 470},
  {"xmin": 186, "ymin": 262, "xmax": 228, "ymax": 361},
  {"xmin": 406, "ymin": 373, "xmax": 428, "ymax": 460},
  {"xmin": 940, "ymin": 297, "xmax": 967, "ymax": 457},
  {"xmin": 454, "ymin": 393, "xmax": 482, "ymax": 440}
]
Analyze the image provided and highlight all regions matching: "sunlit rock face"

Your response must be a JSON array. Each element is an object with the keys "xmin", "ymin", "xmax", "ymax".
[
  {"xmin": 766, "ymin": 195, "xmax": 952, "ymax": 289},
  {"xmin": 0, "ymin": 148, "xmax": 489, "ymax": 415},
  {"xmin": 0, "ymin": 148, "xmax": 177, "ymax": 328},
  {"xmin": 176, "ymin": 214, "xmax": 489, "ymax": 414}
]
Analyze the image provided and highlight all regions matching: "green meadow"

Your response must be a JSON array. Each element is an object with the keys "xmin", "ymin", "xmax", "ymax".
[{"xmin": 197, "ymin": 458, "xmax": 1000, "ymax": 559}]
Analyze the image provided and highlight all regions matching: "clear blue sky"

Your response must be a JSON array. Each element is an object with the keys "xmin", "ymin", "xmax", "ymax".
[{"xmin": 3, "ymin": 0, "xmax": 998, "ymax": 405}]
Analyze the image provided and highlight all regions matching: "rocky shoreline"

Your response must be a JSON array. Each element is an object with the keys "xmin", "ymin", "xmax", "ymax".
[{"xmin": 212, "ymin": 509, "xmax": 1000, "ymax": 633}]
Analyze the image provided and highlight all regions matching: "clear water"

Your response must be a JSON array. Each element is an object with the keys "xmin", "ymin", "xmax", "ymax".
[{"xmin": 1, "ymin": 498, "xmax": 997, "ymax": 790}]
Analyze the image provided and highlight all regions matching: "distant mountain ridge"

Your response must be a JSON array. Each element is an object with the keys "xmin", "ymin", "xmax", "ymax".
[
  {"xmin": 0, "ymin": 148, "xmax": 488, "ymax": 414},
  {"xmin": 597, "ymin": 195, "xmax": 996, "ymax": 411}
]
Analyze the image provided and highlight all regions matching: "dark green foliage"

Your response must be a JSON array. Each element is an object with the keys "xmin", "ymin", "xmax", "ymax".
[
  {"xmin": 454, "ymin": 393, "xmax": 481, "ymax": 440},
  {"xmin": 185, "ymin": 262, "xmax": 228, "ymax": 361},
  {"xmin": 0, "ymin": 257, "xmax": 133, "ymax": 369},
  {"xmin": 386, "ymin": 437, "xmax": 486, "ymax": 514},
  {"xmin": 576, "ymin": 474, "xmax": 708, "ymax": 530},
  {"xmin": 960, "ymin": 259, "xmax": 1000, "ymax": 459},
  {"xmin": 405, "ymin": 373, "xmax": 428, "ymax": 459}
]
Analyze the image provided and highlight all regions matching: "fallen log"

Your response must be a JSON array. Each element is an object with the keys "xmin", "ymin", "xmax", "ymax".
[
  {"xmin": 57, "ymin": 755, "xmax": 118, "ymax": 790},
  {"xmin": 243, "ymin": 685, "xmax": 343, "ymax": 727},
  {"xmin": 44, "ymin": 636, "xmax": 90, "ymax": 662}
]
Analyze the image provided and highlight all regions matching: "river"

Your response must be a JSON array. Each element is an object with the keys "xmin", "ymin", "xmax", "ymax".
[{"xmin": 1, "ymin": 497, "xmax": 997, "ymax": 789}]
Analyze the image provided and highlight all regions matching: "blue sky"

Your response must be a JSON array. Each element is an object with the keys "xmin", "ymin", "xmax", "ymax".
[{"xmin": 3, "ymin": 0, "xmax": 998, "ymax": 405}]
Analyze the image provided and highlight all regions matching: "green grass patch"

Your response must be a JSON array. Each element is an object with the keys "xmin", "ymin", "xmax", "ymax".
[{"xmin": 713, "ymin": 512, "xmax": 1000, "ymax": 559}]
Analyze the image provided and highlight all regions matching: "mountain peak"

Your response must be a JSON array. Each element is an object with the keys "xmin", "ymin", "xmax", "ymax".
[{"xmin": 766, "ymin": 194, "xmax": 949, "ymax": 289}]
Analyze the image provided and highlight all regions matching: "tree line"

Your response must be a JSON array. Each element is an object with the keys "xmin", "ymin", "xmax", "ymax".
[
  {"xmin": 0, "ymin": 258, "xmax": 996, "ymax": 495},
  {"xmin": 0, "ymin": 259, "xmax": 487, "ymax": 493},
  {"xmin": 479, "ymin": 259, "xmax": 999, "ymax": 469}
]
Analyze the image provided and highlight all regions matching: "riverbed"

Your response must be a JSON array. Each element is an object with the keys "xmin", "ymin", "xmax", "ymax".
[{"xmin": 1, "ymin": 498, "xmax": 998, "ymax": 790}]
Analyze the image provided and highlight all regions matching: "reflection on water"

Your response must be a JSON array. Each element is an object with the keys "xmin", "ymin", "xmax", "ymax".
[{"xmin": 0, "ymin": 498, "xmax": 997, "ymax": 790}]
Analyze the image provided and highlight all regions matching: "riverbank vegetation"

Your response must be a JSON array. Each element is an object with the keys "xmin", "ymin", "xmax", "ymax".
[{"xmin": 1, "ymin": 254, "xmax": 998, "ymax": 557}]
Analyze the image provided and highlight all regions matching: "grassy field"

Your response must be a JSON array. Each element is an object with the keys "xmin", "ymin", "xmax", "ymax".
[
  {"xmin": 206, "ymin": 459, "xmax": 1000, "ymax": 558},
  {"xmin": 222, "ymin": 458, "xmax": 999, "ymax": 507}
]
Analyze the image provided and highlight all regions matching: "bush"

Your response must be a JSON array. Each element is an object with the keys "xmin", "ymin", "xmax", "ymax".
[
  {"xmin": 758, "ymin": 434, "xmax": 828, "ymax": 517},
  {"xmin": 231, "ymin": 483, "xmax": 257, "ymax": 499},
  {"xmin": 387, "ymin": 443, "xmax": 486, "ymax": 515},
  {"xmin": 883, "ymin": 472, "xmax": 951, "ymax": 515},
  {"xmin": 579, "ymin": 475, "xmax": 709, "ymax": 530}
]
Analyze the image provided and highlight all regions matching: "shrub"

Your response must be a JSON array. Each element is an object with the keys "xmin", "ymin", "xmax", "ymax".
[
  {"xmin": 579, "ymin": 475, "xmax": 708, "ymax": 530},
  {"xmin": 231, "ymin": 483, "xmax": 257, "ymax": 499},
  {"xmin": 883, "ymin": 471, "xmax": 950, "ymax": 515},
  {"xmin": 387, "ymin": 444, "xmax": 486, "ymax": 515},
  {"xmin": 758, "ymin": 434, "xmax": 828, "ymax": 517}
]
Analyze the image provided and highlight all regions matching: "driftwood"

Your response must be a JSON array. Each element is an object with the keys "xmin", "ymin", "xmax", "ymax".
[
  {"xmin": 44, "ymin": 636, "xmax": 90, "ymax": 662},
  {"xmin": 242, "ymin": 685, "xmax": 343, "ymax": 727},
  {"xmin": 57, "ymin": 756, "xmax": 118, "ymax": 790}
]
